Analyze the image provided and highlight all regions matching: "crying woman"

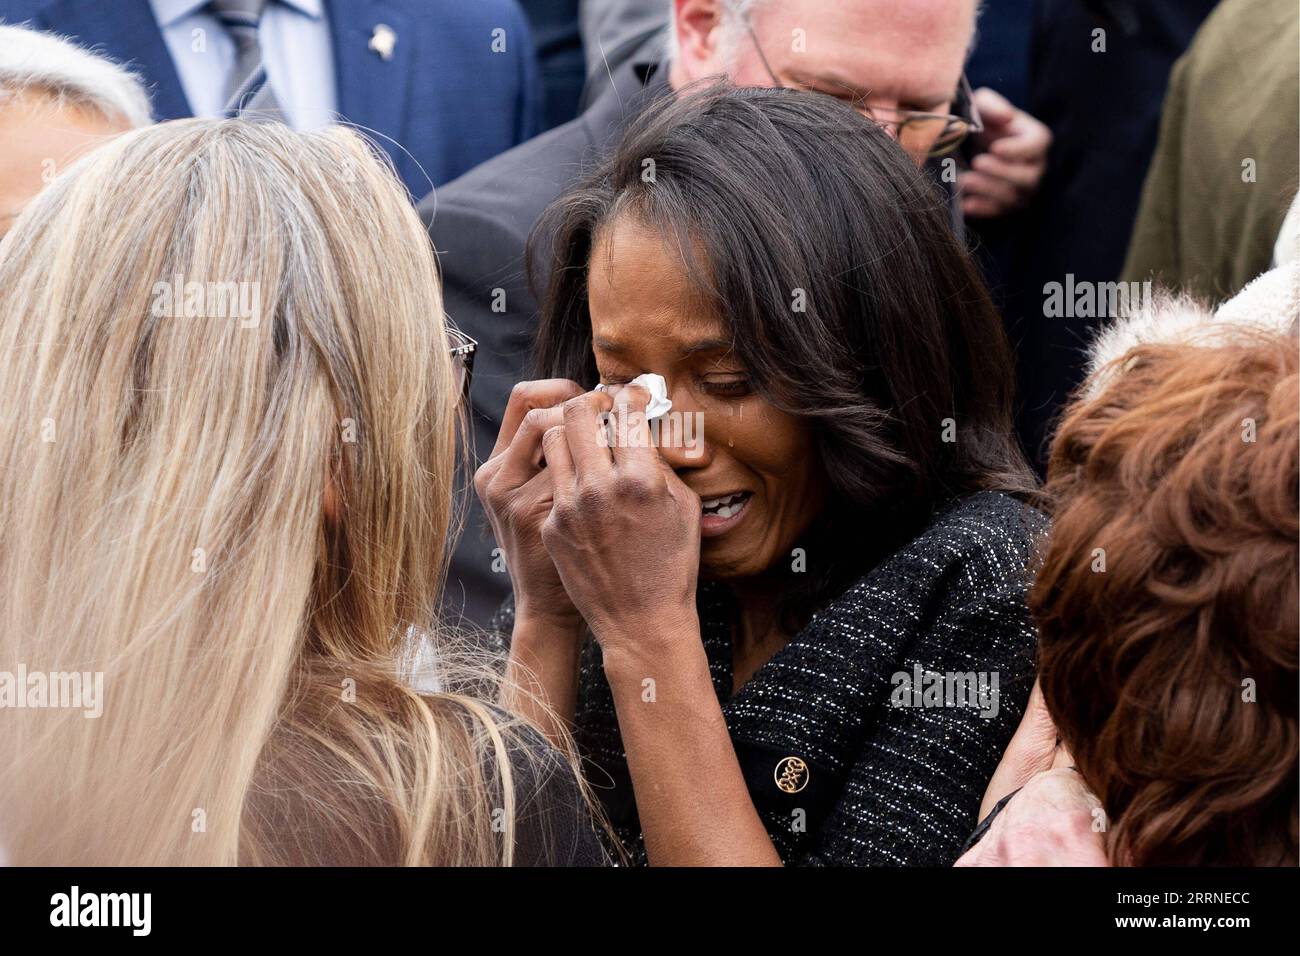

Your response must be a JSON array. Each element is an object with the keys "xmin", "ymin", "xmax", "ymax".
[{"xmin": 475, "ymin": 85, "xmax": 1045, "ymax": 866}]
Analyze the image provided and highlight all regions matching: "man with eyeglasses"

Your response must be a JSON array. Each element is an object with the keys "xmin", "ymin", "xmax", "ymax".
[
  {"xmin": 423, "ymin": 0, "xmax": 1053, "ymax": 626},
  {"xmin": 672, "ymin": 0, "xmax": 1051, "ymax": 224}
]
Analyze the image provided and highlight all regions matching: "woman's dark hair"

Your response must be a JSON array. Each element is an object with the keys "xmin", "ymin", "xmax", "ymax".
[{"xmin": 530, "ymin": 83, "xmax": 1036, "ymax": 608}]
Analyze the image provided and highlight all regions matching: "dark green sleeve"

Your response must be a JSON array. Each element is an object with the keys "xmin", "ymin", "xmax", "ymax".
[{"xmin": 1121, "ymin": 52, "xmax": 1189, "ymax": 289}]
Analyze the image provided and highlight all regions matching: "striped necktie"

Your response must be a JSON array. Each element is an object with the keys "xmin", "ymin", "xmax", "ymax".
[{"xmin": 208, "ymin": 0, "xmax": 283, "ymax": 119}]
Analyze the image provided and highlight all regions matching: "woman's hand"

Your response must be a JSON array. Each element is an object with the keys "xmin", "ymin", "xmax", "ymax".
[
  {"xmin": 978, "ymin": 677, "xmax": 1061, "ymax": 820},
  {"xmin": 953, "ymin": 679, "xmax": 1109, "ymax": 866},
  {"xmin": 539, "ymin": 384, "xmax": 702, "ymax": 660},
  {"xmin": 954, "ymin": 767, "xmax": 1108, "ymax": 867},
  {"xmin": 538, "ymin": 386, "xmax": 781, "ymax": 864},
  {"xmin": 474, "ymin": 379, "xmax": 587, "ymax": 628}
]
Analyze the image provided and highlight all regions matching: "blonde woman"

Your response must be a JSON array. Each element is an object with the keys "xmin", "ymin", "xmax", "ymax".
[{"xmin": 0, "ymin": 119, "xmax": 606, "ymax": 867}]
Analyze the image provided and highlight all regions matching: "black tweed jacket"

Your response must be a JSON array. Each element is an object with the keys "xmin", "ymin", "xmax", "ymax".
[{"xmin": 499, "ymin": 490, "xmax": 1047, "ymax": 866}]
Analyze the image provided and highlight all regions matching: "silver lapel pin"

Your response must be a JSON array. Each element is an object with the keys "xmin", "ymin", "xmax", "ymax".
[{"xmin": 369, "ymin": 24, "xmax": 396, "ymax": 61}]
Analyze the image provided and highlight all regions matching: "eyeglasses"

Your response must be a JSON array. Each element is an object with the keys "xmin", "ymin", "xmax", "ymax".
[
  {"xmin": 743, "ymin": 20, "xmax": 983, "ymax": 160},
  {"xmin": 447, "ymin": 325, "xmax": 476, "ymax": 404}
]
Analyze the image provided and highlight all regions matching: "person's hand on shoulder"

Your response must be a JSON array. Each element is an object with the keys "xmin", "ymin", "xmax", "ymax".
[
  {"xmin": 959, "ymin": 678, "xmax": 1109, "ymax": 866},
  {"xmin": 955, "ymin": 765, "xmax": 1109, "ymax": 866},
  {"xmin": 978, "ymin": 677, "xmax": 1060, "ymax": 819}
]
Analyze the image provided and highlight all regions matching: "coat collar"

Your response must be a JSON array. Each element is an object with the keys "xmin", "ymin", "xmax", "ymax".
[{"xmin": 577, "ymin": 34, "xmax": 670, "ymax": 153}]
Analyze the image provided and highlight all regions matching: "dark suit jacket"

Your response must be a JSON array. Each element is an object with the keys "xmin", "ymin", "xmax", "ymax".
[
  {"xmin": 0, "ymin": 0, "xmax": 543, "ymax": 197},
  {"xmin": 989, "ymin": 0, "xmax": 1218, "ymax": 470},
  {"xmin": 518, "ymin": 0, "xmax": 585, "ymax": 131},
  {"xmin": 419, "ymin": 32, "xmax": 666, "ymax": 626}
]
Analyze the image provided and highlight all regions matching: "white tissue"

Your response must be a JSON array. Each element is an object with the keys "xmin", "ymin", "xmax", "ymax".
[{"xmin": 598, "ymin": 372, "xmax": 673, "ymax": 421}]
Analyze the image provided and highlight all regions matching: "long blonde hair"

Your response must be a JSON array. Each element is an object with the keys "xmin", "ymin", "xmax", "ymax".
[{"xmin": 0, "ymin": 119, "xmax": 554, "ymax": 865}]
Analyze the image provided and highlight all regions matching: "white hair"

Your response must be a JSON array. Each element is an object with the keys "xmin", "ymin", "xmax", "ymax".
[
  {"xmin": 1084, "ymin": 261, "xmax": 1300, "ymax": 398},
  {"xmin": 0, "ymin": 23, "xmax": 151, "ymax": 127}
]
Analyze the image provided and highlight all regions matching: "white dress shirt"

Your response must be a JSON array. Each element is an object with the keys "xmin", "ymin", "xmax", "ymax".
[{"xmin": 149, "ymin": 0, "xmax": 338, "ymax": 131}]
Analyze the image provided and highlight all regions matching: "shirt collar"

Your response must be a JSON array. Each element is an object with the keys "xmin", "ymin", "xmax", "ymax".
[{"xmin": 150, "ymin": 0, "xmax": 323, "ymax": 29}]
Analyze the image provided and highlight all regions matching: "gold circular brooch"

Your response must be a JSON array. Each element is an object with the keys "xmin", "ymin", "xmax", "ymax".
[{"xmin": 774, "ymin": 756, "xmax": 809, "ymax": 794}]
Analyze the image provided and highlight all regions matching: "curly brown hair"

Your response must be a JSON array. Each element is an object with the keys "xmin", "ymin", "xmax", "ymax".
[{"xmin": 1032, "ymin": 328, "xmax": 1298, "ymax": 866}]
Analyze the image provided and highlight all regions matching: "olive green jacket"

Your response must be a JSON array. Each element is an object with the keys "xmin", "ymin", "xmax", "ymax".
[{"xmin": 1121, "ymin": 0, "xmax": 1300, "ymax": 302}]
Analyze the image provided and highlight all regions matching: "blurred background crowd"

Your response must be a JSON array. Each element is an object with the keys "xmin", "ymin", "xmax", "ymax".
[{"xmin": 0, "ymin": 0, "xmax": 1296, "ymax": 868}]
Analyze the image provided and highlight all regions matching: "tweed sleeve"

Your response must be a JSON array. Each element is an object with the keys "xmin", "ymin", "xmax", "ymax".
[{"xmin": 799, "ymin": 556, "xmax": 1039, "ymax": 866}]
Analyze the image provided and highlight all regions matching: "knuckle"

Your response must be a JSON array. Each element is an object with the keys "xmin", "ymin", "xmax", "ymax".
[
  {"xmin": 546, "ymin": 499, "xmax": 577, "ymax": 533},
  {"xmin": 542, "ymin": 424, "xmax": 566, "ymax": 449},
  {"xmin": 521, "ymin": 407, "xmax": 547, "ymax": 432},
  {"xmin": 562, "ymin": 394, "xmax": 589, "ymax": 416},
  {"xmin": 503, "ymin": 502, "xmax": 535, "ymax": 535},
  {"xmin": 574, "ymin": 478, "xmax": 607, "ymax": 510},
  {"xmin": 615, "ymin": 470, "xmax": 656, "ymax": 501}
]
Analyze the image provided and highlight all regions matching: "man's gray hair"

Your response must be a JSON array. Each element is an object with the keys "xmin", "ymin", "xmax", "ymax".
[{"xmin": 0, "ymin": 23, "xmax": 152, "ymax": 128}]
